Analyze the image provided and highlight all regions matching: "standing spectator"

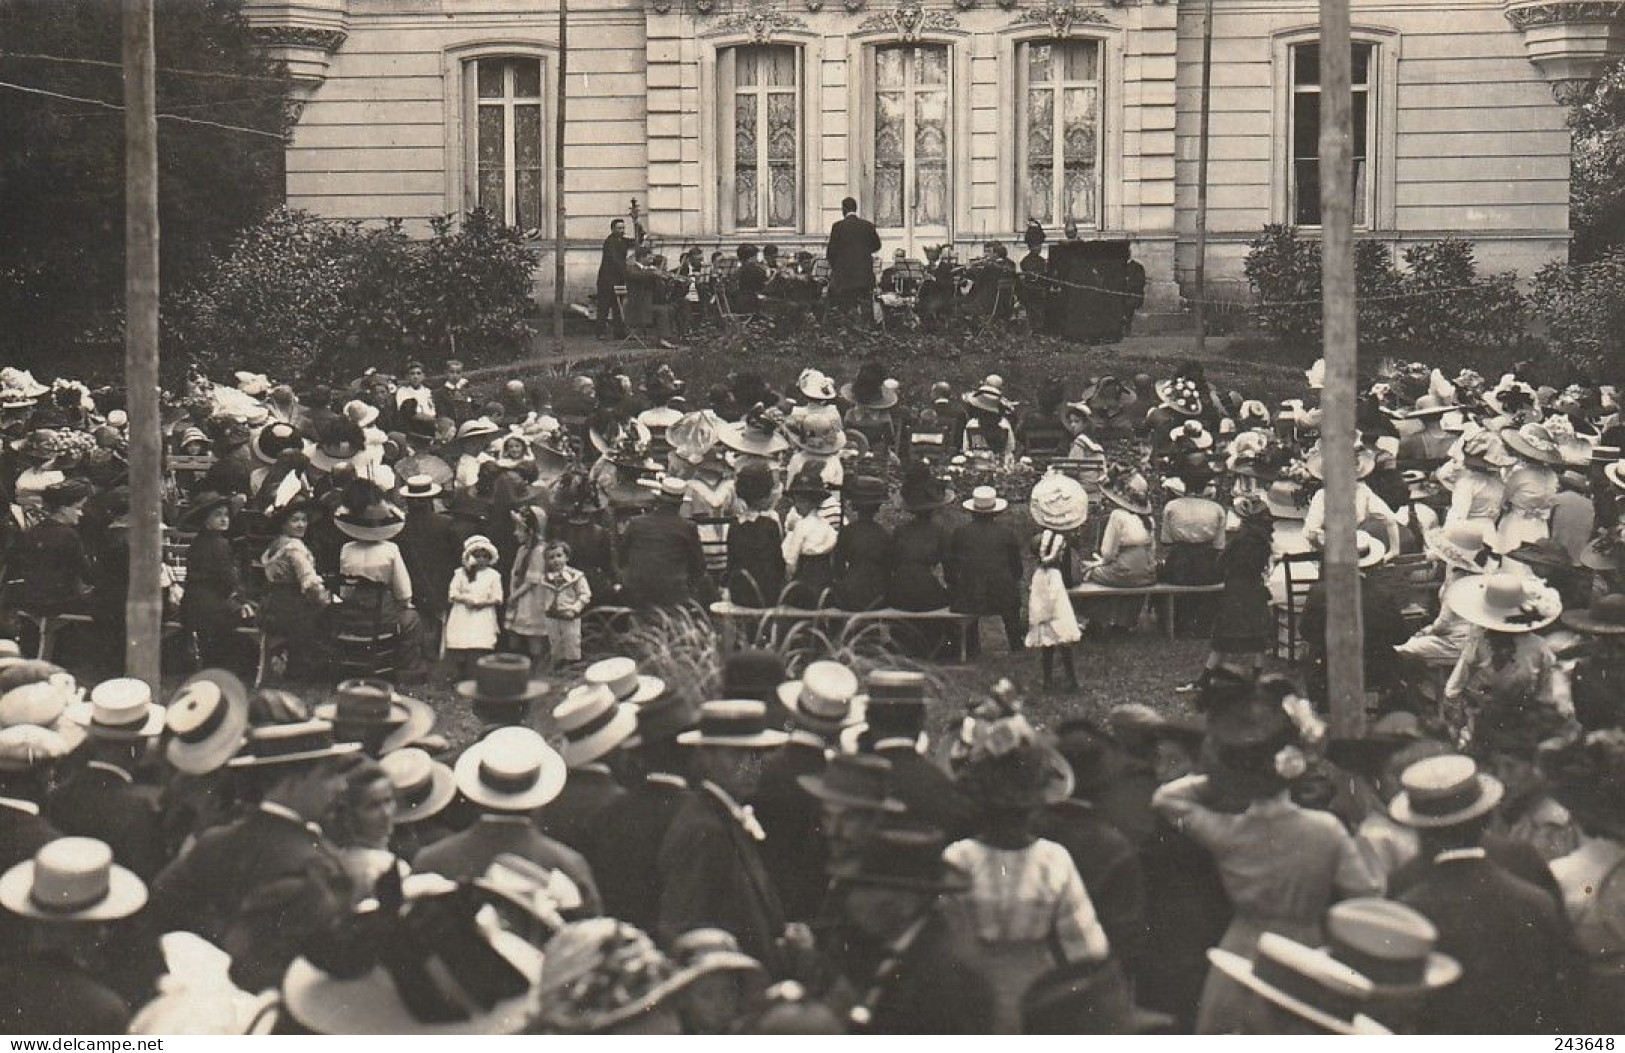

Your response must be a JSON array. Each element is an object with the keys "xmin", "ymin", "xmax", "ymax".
[
  {"xmin": 12, "ymin": 479, "xmax": 94, "ymax": 616},
  {"xmin": 444, "ymin": 535, "xmax": 504, "ymax": 678},
  {"xmin": 394, "ymin": 475, "xmax": 458, "ymax": 643},
  {"xmin": 619, "ymin": 477, "xmax": 707, "ymax": 611},
  {"xmin": 825, "ymin": 196, "xmax": 881, "ymax": 323},
  {"xmin": 831, "ymin": 475, "xmax": 893, "ymax": 611},
  {"xmin": 949, "ymin": 486, "xmax": 1026, "ymax": 656},
  {"xmin": 179, "ymin": 492, "xmax": 255, "ymax": 676},
  {"xmin": 596, "ymin": 217, "xmax": 631, "ymax": 339}
]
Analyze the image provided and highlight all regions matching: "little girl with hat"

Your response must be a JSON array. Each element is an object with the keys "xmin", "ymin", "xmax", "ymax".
[{"xmin": 445, "ymin": 534, "xmax": 504, "ymax": 677}]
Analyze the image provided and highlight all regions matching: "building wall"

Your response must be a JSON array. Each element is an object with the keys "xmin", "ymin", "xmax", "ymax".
[{"xmin": 273, "ymin": 0, "xmax": 1575, "ymax": 309}]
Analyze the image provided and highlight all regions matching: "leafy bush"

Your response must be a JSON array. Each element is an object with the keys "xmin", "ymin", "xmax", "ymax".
[
  {"xmin": 167, "ymin": 207, "xmax": 536, "ymax": 382},
  {"xmin": 1242, "ymin": 225, "xmax": 1525, "ymax": 360},
  {"xmin": 1529, "ymin": 250, "xmax": 1625, "ymax": 383}
]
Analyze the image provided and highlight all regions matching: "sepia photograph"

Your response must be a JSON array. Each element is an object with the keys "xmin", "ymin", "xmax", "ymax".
[{"xmin": 0, "ymin": 0, "xmax": 1622, "ymax": 1037}]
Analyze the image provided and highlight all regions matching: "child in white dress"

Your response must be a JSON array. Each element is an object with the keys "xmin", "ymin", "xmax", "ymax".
[{"xmin": 444, "ymin": 534, "xmax": 503, "ymax": 676}]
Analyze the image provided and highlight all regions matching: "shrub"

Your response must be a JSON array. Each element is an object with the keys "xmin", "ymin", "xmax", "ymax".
[
  {"xmin": 1242, "ymin": 226, "xmax": 1525, "ymax": 360},
  {"xmin": 1529, "ymin": 250, "xmax": 1625, "ymax": 384},
  {"xmin": 166, "ymin": 207, "xmax": 536, "ymax": 382}
]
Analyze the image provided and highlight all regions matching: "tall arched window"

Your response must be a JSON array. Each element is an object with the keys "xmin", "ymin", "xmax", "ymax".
[
  {"xmin": 1018, "ymin": 40, "xmax": 1103, "ymax": 229},
  {"xmin": 1288, "ymin": 41, "xmax": 1375, "ymax": 228},
  {"xmin": 463, "ymin": 56, "xmax": 546, "ymax": 229},
  {"xmin": 720, "ymin": 45, "xmax": 801, "ymax": 231},
  {"xmin": 872, "ymin": 43, "xmax": 951, "ymax": 242}
]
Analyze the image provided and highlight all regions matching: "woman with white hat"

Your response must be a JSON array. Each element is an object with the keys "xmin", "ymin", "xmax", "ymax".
[
  {"xmin": 333, "ymin": 480, "xmax": 427, "ymax": 681},
  {"xmin": 1441, "ymin": 572, "xmax": 1570, "ymax": 752},
  {"xmin": 1079, "ymin": 463, "xmax": 1158, "ymax": 632},
  {"xmin": 1026, "ymin": 472, "xmax": 1088, "ymax": 689},
  {"xmin": 1496, "ymin": 421, "xmax": 1564, "ymax": 554},
  {"xmin": 1394, "ymin": 521, "xmax": 1500, "ymax": 664}
]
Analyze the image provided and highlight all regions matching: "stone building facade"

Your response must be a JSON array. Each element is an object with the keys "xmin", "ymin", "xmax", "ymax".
[{"xmin": 245, "ymin": 0, "xmax": 1625, "ymax": 309}]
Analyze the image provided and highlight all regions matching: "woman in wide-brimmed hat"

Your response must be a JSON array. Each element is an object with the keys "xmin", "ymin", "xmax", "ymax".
[
  {"xmin": 1178, "ymin": 491, "xmax": 1277, "ymax": 695},
  {"xmin": 1495, "ymin": 421, "xmax": 1564, "ymax": 554},
  {"xmin": 1079, "ymin": 463, "xmax": 1157, "ymax": 631},
  {"xmin": 1440, "ymin": 571, "xmax": 1567, "ymax": 752},
  {"xmin": 1155, "ymin": 673, "xmax": 1381, "ymax": 1034},
  {"xmin": 944, "ymin": 689, "xmax": 1104, "ymax": 1033},
  {"xmin": 960, "ymin": 374, "xmax": 1018, "ymax": 468},
  {"xmin": 831, "ymin": 474, "xmax": 894, "ymax": 612},
  {"xmin": 1392, "ymin": 521, "xmax": 1501, "ymax": 667},
  {"xmin": 332, "ymin": 481, "xmax": 428, "ymax": 681},
  {"xmin": 841, "ymin": 362, "xmax": 903, "ymax": 461},
  {"xmin": 1026, "ymin": 472, "xmax": 1088, "ymax": 688},
  {"xmin": 257, "ymin": 497, "xmax": 331, "ymax": 674},
  {"xmin": 178, "ymin": 492, "xmax": 257, "ymax": 677}
]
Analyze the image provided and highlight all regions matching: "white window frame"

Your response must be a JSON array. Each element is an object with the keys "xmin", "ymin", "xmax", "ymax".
[
  {"xmin": 441, "ymin": 42, "xmax": 557, "ymax": 237},
  {"xmin": 1270, "ymin": 27, "xmax": 1400, "ymax": 232},
  {"xmin": 862, "ymin": 41, "xmax": 957, "ymax": 242},
  {"xmin": 719, "ymin": 45, "xmax": 802, "ymax": 233},
  {"xmin": 1016, "ymin": 38, "xmax": 1106, "ymax": 232}
]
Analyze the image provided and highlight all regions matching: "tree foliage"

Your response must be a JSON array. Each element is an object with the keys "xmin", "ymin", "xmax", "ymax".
[
  {"xmin": 167, "ymin": 208, "xmax": 537, "ymax": 383},
  {"xmin": 1568, "ymin": 57, "xmax": 1625, "ymax": 262},
  {"xmin": 0, "ymin": 0, "xmax": 294, "ymax": 367},
  {"xmin": 1529, "ymin": 250, "xmax": 1625, "ymax": 383}
]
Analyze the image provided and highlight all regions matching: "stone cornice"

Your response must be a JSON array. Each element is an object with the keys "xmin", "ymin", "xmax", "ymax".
[
  {"xmin": 1007, "ymin": 0, "xmax": 1112, "ymax": 35},
  {"xmin": 248, "ymin": 25, "xmax": 348, "ymax": 52},
  {"xmin": 855, "ymin": 0, "xmax": 961, "ymax": 37},
  {"xmin": 1505, "ymin": 0, "xmax": 1625, "ymax": 29}
]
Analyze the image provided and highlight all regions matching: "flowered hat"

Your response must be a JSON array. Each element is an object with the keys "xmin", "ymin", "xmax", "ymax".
[
  {"xmin": 1170, "ymin": 419, "xmax": 1214, "ymax": 451},
  {"xmin": 783, "ymin": 405, "xmax": 846, "ymax": 457},
  {"xmin": 1500, "ymin": 422, "xmax": 1567, "ymax": 467},
  {"xmin": 535, "ymin": 919, "xmax": 703, "ymax": 1034},
  {"xmin": 1459, "ymin": 428, "xmax": 1516, "ymax": 472},
  {"xmin": 796, "ymin": 369, "xmax": 838, "ymax": 403},
  {"xmin": 1483, "ymin": 374, "xmax": 1539, "ymax": 421},
  {"xmin": 952, "ymin": 680, "xmax": 1073, "ymax": 808},
  {"xmin": 1154, "ymin": 376, "xmax": 1204, "ymax": 417},
  {"xmin": 962, "ymin": 375, "xmax": 1010, "ymax": 415},
  {"xmin": 1100, "ymin": 462, "xmax": 1151, "ymax": 515},
  {"xmin": 1030, "ymin": 472, "xmax": 1090, "ymax": 532},
  {"xmin": 665, "ymin": 409, "xmax": 727, "ymax": 466},
  {"xmin": 719, "ymin": 404, "xmax": 789, "ymax": 458}
]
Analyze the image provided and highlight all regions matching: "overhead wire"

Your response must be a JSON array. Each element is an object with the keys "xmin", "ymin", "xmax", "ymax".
[{"xmin": 0, "ymin": 78, "xmax": 288, "ymax": 139}]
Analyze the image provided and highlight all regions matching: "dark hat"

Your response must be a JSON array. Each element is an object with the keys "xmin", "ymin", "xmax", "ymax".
[
  {"xmin": 625, "ymin": 688, "xmax": 699, "ymax": 749},
  {"xmin": 735, "ymin": 461, "xmax": 776, "ymax": 506},
  {"xmin": 180, "ymin": 490, "xmax": 236, "ymax": 530},
  {"xmin": 1562, "ymin": 592, "xmax": 1625, "ymax": 635},
  {"xmin": 859, "ymin": 669, "xmax": 930, "ymax": 736},
  {"xmin": 840, "ymin": 362, "xmax": 897, "ymax": 411},
  {"xmin": 333, "ymin": 496, "xmax": 405, "ymax": 542},
  {"xmin": 784, "ymin": 465, "xmax": 829, "ymax": 500},
  {"xmin": 253, "ymin": 422, "xmax": 304, "ymax": 466},
  {"xmin": 798, "ymin": 754, "xmax": 905, "ymax": 812},
  {"xmin": 1054, "ymin": 719, "xmax": 1117, "ymax": 798},
  {"xmin": 721, "ymin": 650, "xmax": 788, "ymax": 705},
  {"xmin": 898, "ymin": 465, "xmax": 948, "ymax": 512},
  {"xmin": 844, "ymin": 475, "xmax": 888, "ymax": 507},
  {"xmin": 1537, "ymin": 728, "xmax": 1625, "ymax": 839},
  {"xmin": 827, "ymin": 824, "xmax": 969, "ymax": 893},
  {"xmin": 41, "ymin": 478, "xmax": 94, "ymax": 510},
  {"xmin": 1503, "ymin": 537, "xmax": 1574, "ymax": 575},
  {"xmin": 456, "ymin": 653, "xmax": 550, "ymax": 707}
]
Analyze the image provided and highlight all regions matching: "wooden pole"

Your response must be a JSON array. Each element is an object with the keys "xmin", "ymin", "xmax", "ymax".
[
  {"xmin": 553, "ymin": 0, "xmax": 568, "ymax": 354},
  {"xmin": 1317, "ymin": 0, "xmax": 1365, "ymax": 735},
  {"xmin": 1192, "ymin": 0, "xmax": 1215, "ymax": 357},
  {"xmin": 123, "ymin": 0, "xmax": 163, "ymax": 689}
]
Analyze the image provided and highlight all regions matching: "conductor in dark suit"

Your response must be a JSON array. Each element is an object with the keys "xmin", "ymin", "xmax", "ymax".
[
  {"xmin": 657, "ymin": 701, "xmax": 791, "ymax": 974},
  {"xmin": 1389, "ymin": 754, "xmax": 1578, "ymax": 1034},
  {"xmin": 826, "ymin": 196, "xmax": 882, "ymax": 319}
]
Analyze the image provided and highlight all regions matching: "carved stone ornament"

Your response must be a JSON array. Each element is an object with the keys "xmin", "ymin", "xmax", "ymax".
[
  {"xmin": 1504, "ymin": 0, "xmax": 1625, "ymax": 28},
  {"xmin": 248, "ymin": 25, "xmax": 348, "ymax": 53},
  {"xmin": 856, "ymin": 0, "xmax": 961, "ymax": 39},
  {"xmin": 806, "ymin": 0, "xmax": 825, "ymax": 10},
  {"xmin": 954, "ymin": 0, "xmax": 976, "ymax": 10},
  {"xmin": 710, "ymin": 5, "xmax": 809, "ymax": 40},
  {"xmin": 1007, "ymin": 0, "xmax": 1109, "ymax": 36},
  {"xmin": 695, "ymin": 0, "xmax": 716, "ymax": 13},
  {"xmin": 844, "ymin": 0, "xmax": 867, "ymax": 12},
  {"xmin": 651, "ymin": 0, "xmax": 673, "ymax": 12}
]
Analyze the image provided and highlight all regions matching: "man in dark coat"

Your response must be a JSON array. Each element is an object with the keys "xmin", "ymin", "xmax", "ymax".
[
  {"xmin": 534, "ymin": 680, "xmax": 633, "ymax": 853},
  {"xmin": 147, "ymin": 721, "xmax": 363, "ymax": 992},
  {"xmin": 752, "ymin": 662, "xmax": 859, "ymax": 923},
  {"xmin": 12, "ymin": 479, "xmax": 94, "ymax": 615},
  {"xmin": 857, "ymin": 670, "xmax": 977, "ymax": 841},
  {"xmin": 657, "ymin": 701, "xmax": 790, "ymax": 973},
  {"xmin": 1036, "ymin": 719, "xmax": 1150, "ymax": 989},
  {"xmin": 46, "ymin": 698, "xmax": 166, "ymax": 881},
  {"xmin": 396, "ymin": 479, "xmax": 460, "ymax": 637},
  {"xmin": 596, "ymin": 217, "xmax": 631, "ymax": 339},
  {"xmin": 412, "ymin": 727, "xmax": 601, "ymax": 912},
  {"xmin": 0, "ymin": 732, "xmax": 66, "ymax": 873},
  {"xmin": 619, "ymin": 477, "xmax": 707, "ymax": 610},
  {"xmin": 825, "ymin": 196, "xmax": 881, "ymax": 319},
  {"xmin": 585, "ymin": 691, "xmax": 698, "ymax": 931},
  {"xmin": 820, "ymin": 825, "xmax": 994, "ymax": 1034},
  {"xmin": 947, "ymin": 488, "xmax": 1026, "ymax": 655},
  {"xmin": 197, "ymin": 416, "xmax": 255, "ymax": 497},
  {"xmin": 1390, "ymin": 754, "xmax": 1576, "ymax": 1034}
]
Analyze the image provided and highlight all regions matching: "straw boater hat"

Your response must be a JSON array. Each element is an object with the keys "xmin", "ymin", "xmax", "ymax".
[
  {"xmin": 1423, "ymin": 520, "xmax": 1500, "ymax": 575},
  {"xmin": 454, "ymin": 726, "xmax": 568, "ymax": 812},
  {"xmin": 582, "ymin": 656, "xmax": 666, "ymax": 707},
  {"xmin": 1563, "ymin": 592, "xmax": 1625, "ymax": 635},
  {"xmin": 164, "ymin": 670, "xmax": 250, "ymax": 775},
  {"xmin": 1445, "ymin": 572, "xmax": 1561, "ymax": 633},
  {"xmin": 962, "ymin": 485, "xmax": 1009, "ymax": 515},
  {"xmin": 456, "ymin": 653, "xmax": 551, "ymax": 707},
  {"xmin": 798, "ymin": 753, "xmax": 906, "ymax": 813},
  {"xmin": 333, "ymin": 495, "xmax": 405, "ymax": 543},
  {"xmin": 1207, "ymin": 934, "xmax": 1389, "ymax": 1035},
  {"xmin": 777, "ymin": 661, "xmax": 861, "ymax": 734},
  {"xmin": 395, "ymin": 473, "xmax": 444, "ymax": 501},
  {"xmin": 678, "ymin": 700, "xmax": 790, "ymax": 749},
  {"xmin": 317, "ymin": 679, "xmax": 433, "ymax": 754},
  {"xmin": 962, "ymin": 375, "xmax": 1010, "ymax": 415},
  {"xmin": 1389, "ymin": 753, "xmax": 1504, "ymax": 828},
  {"xmin": 455, "ymin": 417, "xmax": 501, "ymax": 444},
  {"xmin": 1029, "ymin": 472, "xmax": 1089, "ymax": 532},
  {"xmin": 67, "ymin": 677, "xmax": 165, "ymax": 739},
  {"xmin": 379, "ymin": 747, "xmax": 456, "ymax": 825},
  {"xmin": 553, "ymin": 683, "xmax": 638, "ymax": 768},
  {"xmin": 225, "ymin": 718, "xmax": 362, "ymax": 770},
  {"xmin": 0, "ymin": 837, "xmax": 147, "ymax": 923},
  {"xmin": 1320, "ymin": 898, "xmax": 1461, "ymax": 998}
]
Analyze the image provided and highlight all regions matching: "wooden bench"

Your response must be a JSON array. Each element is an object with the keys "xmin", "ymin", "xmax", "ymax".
[
  {"xmin": 708, "ymin": 601, "xmax": 978, "ymax": 660},
  {"xmin": 1067, "ymin": 582, "xmax": 1225, "ymax": 639},
  {"xmin": 10, "ymin": 610, "xmax": 189, "ymax": 663}
]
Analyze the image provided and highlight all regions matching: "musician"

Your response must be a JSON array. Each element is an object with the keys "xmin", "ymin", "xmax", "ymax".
[
  {"xmin": 597, "ymin": 218, "xmax": 632, "ymax": 340},
  {"xmin": 1019, "ymin": 223, "xmax": 1050, "ymax": 332},
  {"xmin": 826, "ymin": 196, "xmax": 882, "ymax": 322},
  {"xmin": 966, "ymin": 241, "xmax": 1017, "ymax": 321},
  {"xmin": 676, "ymin": 245, "xmax": 709, "ymax": 332},
  {"xmin": 733, "ymin": 244, "xmax": 769, "ymax": 315},
  {"xmin": 626, "ymin": 245, "xmax": 679, "ymax": 349},
  {"xmin": 918, "ymin": 244, "xmax": 960, "ymax": 323}
]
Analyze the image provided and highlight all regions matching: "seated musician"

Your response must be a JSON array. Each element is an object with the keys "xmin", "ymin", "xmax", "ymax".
[
  {"xmin": 917, "ymin": 244, "xmax": 960, "ymax": 322},
  {"xmin": 879, "ymin": 248, "xmax": 921, "ymax": 295},
  {"xmin": 966, "ymin": 241, "xmax": 1017, "ymax": 320},
  {"xmin": 625, "ymin": 245, "xmax": 678, "ymax": 349}
]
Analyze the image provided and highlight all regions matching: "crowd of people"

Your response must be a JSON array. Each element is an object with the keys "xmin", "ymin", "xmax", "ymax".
[{"xmin": 2, "ymin": 344, "xmax": 1625, "ymax": 1034}]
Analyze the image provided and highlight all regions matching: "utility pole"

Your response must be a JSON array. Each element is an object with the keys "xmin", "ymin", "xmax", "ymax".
[
  {"xmin": 1191, "ymin": 0, "xmax": 1215, "ymax": 358},
  {"xmin": 553, "ymin": 0, "xmax": 568, "ymax": 354},
  {"xmin": 123, "ymin": 0, "xmax": 163, "ymax": 688},
  {"xmin": 1317, "ymin": 0, "xmax": 1365, "ymax": 736}
]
